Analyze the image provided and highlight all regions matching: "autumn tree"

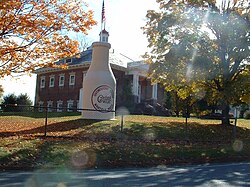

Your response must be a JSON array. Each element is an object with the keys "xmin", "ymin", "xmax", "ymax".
[
  {"xmin": 0, "ymin": 0, "xmax": 96, "ymax": 77},
  {"xmin": 143, "ymin": 0, "xmax": 250, "ymax": 125}
]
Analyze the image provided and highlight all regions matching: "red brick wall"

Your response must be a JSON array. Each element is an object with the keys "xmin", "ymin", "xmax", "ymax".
[
  {"xmin": 35, "ymin": 67, "xmax": 126, "ymax": 111},
  {"xmin": 35, "ymin": 67, "xmax": 166, "ymax": 111}
]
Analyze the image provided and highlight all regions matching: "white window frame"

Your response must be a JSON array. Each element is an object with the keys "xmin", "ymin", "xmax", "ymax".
[
  {"xmin": 57, "ymin": 100, "xmax": 63, "ymax": 112},
  {"xmin": 59, "ymin": 74, "xmax": 65, "ymax": 87},
  {"xmin": 69, "ymin": 73, "xmax": 75, "ymax": 86},
  {"xmin": 47, "ymin": 101, "xmax": 53, "ymax": 112},
  {"xmin": 40, "ymin": 76, "xmax": 45, "ymax": 88},
  {"xmin": 49, "ymin": 75, "xmax": 55, "ymax": 88},
  {"xmin": 65, "ymin": 58, "xmax": 72, "ymax": 64},
  {"xmin": 67, "ymin": 100, "xmax": 74, "ymax": 112}
]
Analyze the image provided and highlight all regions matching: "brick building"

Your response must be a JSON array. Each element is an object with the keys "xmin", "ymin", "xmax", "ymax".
[{"xmin": 34, "ymin": 30, "xmax": 166, "ymax": 112}]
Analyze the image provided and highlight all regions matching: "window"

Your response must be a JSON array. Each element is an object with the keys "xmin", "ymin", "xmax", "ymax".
[
  {"xmin": 67, "ymin": 100, "xmax": 74, "ymax": 112},
  {"xmin": 38, "ymin": 101, "xmax": 44, "ymax": 112},
  {"xmin": 102, "ymin": 36, "xmax": 108, "ymax": 42},
  {"xmin": 57, "ymin": 101, "xmax": 63, "ymax": 112},
  {"xmin": 69, "ymin": 73, "xmax": 75, "ymax": 86},
  {"xmin": 49, "ymin": 75, "xmax": 55, "ymax": 87},
  {"xmin": 65, "ymin": 58, "xmax": 72, "ymax": 64},
  {"xmin": 47, "ymin": 101, "xmax": 53, "ymax": 112},
  {"xmin": 40, "ymin": 76, "xmax": 45, "ymax": 88},
  {"xmin": 59, "ymin": 74, "xmax": 65, "ymax": 87}
]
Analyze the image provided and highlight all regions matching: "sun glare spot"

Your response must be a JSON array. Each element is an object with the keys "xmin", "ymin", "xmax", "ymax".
[
  {"xmin": 201, "ymin": 153, "xmax": 206, "ymax": 156},
  {"xmin": 232, "ymin": 140, "xmax": 243, "ymax": 152},
  {"xmin": 194, "ymin": 89, "xmax": 206, "ymax": 100},
  {"xmin": 157, "ymin": 164, "xmax": 167, "ymax": 170},
  {"xmin": 57, "ymin": 182, "xmax": 67, "ymax": 187},
  {"xmin": 71, "ymin": 149, "xmax": 96, "ymax": 168},
  {"xmin": 144, "ymin": 129, "xmax": 156, "ymax": 141},
  {"xmin": 186, "ymin": 63, "xmax": 193, "ymax": 82},
  {"xmin": 220, "ymin": 148, "xmax": 226, "ymax": 153}
]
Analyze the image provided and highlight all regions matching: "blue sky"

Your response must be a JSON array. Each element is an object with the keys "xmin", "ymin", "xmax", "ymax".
[{"xmin": 0, "ymin": 0, "xmax": 158, "ymax": 102}]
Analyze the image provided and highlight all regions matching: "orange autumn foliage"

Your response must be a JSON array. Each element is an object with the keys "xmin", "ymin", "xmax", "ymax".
[{"xmin": 0, "ymin": 0, "xmax": 97, "ymax": 77}]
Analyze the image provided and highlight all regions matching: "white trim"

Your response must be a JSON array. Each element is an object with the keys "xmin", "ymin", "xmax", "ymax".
[
  {"xmin": 59, "ymin": 74, "xmax": 65, "ymax": 87},
  {"xmin": 47, "ymin": 101, "xmax": 53, "ymax": 112},
  {"xmin": 67, "ymin": 100, "xmax": 74, "ymax": 112},
  {"xmin": 132, "ymin": 74, "xmax": 139, "ymax": 96},
  {"xmin": 138, "ymin": 84, "xmax": 142, "ymax": 103},
  {"xmin": 34, "ymin": 62, "xmax": 91, "ymax": 74},
  {"xmin": 49, "ymin": 75, "xmax": 55, "ymax": 88},
  {"xmin": 40, "ymin": 76, "xmax": 45, "ymax": 88},
  {"xmin": 152, "ymin": 83, "xmax": 158, "ymax": 100},
  {"xmin": 57, "ymin": 100, "xmax": 63, "ymax": 112},
  {"xmin": 34, "ymin": 62, "xmax": 127, "ymax": 74},
  {"xmin": 69, "ymin": 72, "xmax": 75, "ymax": 86},
  {"xmin": 65, "ymin": 58, "xmax": 72, "ymax": 64}
]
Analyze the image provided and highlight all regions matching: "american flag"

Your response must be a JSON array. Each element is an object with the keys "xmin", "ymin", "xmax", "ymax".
[{"xmin": 102, "ymin": 0, "xmax": 106, "ymax": 23}]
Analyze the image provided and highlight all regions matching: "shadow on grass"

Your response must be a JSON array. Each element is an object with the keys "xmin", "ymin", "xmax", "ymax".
[
  {"xmin": 0, "ymin": 119, "xmax": 101, "ymax": 137},
  {"xmin": 0, "ymin": 139, "xmax": 73, "ymax": 169},
  {"xmin": 0, "ymin": 121, "xmax": 250, "ymax": 170},
  {"xmin": 0, "ymin": 117, "xmax": 249, "ymax": 143},
  {"xmin": 120, "ymin": 122, "xmax": 250, "ymax": 142},
  {"xmin": 0, "ymin": 111, "xmax": 81, "ymax": 118}
]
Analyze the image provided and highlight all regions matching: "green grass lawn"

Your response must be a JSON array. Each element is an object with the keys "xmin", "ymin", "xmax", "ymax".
[{"xmin": 0, "ymin": 114, "xmax": 249, "ymax": 170}]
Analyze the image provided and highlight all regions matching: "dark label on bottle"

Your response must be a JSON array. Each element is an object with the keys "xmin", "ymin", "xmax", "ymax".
[{"xmin": 91, "ymin": 85, "xmax": 114, "ymax": 113}]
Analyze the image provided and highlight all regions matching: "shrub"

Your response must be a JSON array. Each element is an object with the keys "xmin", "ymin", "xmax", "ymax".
[{"xmin": 243, "ymin": 110, "xmax": 250, "ymax": 119}]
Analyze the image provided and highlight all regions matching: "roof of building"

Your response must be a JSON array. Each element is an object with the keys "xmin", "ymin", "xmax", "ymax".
[
  {"xmin": 99, "ymin": 29, "xmax": 109, "ymax": 35},
  {"xmin": 34, "ymin": 47, "xmax": 133, "ymax": 74},
  {"xmin": 56, "ymin": 49, "xmax": 92, "ymax": 66},
  {"xmin": 60, "ymin": 48, "xmax": 129, "ymax": 68}
]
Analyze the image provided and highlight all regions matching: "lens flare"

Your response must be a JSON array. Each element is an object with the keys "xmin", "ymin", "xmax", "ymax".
[
  {"xmin": 71, "ymin": 149, "xmax": 96, "ymax": 168},
  {"xmin": 144, "ymin": 129, "xmax": 156, "ymax": 141},
  {"xmin": 57, "ymin": 182, "xmax": 67, "ymax": 187},
  {"xmin": 232, "ymin": 140, "xmax": 243, "ymax": 152}
]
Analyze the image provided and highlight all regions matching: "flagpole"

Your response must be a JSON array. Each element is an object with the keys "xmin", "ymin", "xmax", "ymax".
[{"xmin": 100, "ymin": 0, "xmax": 105, "ymax": 41}]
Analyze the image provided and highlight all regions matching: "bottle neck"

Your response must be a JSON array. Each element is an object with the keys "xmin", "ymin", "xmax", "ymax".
[{"xmin": 90, "ymin": 42, "xmax": 111, "ymax": 71}]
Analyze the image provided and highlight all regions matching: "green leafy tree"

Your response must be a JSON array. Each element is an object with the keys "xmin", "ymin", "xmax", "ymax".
[
  {"xmin": 16, "ymin": 93, "xmax": 33, "ymax": 111},
  {"xmin": 1, "ymin": 93, "xmax": 32, "ymax": 112},
  {"xmin": 164, "ymin": 90, "xmax": 186, "ymax": 117},
  {"xmin": 1, "ymin": 93, "xmax": 17, "ymax": 112},
  {"xmin": 143, "ymin": 0, "xmax": 250, "ymax": 125}
]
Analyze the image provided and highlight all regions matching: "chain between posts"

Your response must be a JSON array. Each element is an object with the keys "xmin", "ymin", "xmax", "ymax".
[{"xmin": 0, "ymin": 104, "xmax": 115, "ymax": 137}]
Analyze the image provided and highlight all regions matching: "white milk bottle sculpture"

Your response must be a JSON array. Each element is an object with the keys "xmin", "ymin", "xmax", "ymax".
[{"xmin": 82, "ymin": 42, "xmax": 116, "ymax": 120}]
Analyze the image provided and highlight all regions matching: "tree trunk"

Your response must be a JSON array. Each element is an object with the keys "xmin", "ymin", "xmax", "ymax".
[{"xmin": 221, "ymin": 103, "xmax": 230, "ymax": 126}]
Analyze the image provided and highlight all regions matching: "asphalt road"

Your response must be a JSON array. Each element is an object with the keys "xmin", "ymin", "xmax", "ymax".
[{"xmin": 0, "ymin": 162, "xmax": 250, "ymax": 187}]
